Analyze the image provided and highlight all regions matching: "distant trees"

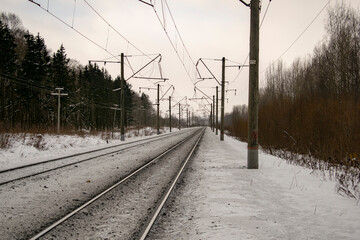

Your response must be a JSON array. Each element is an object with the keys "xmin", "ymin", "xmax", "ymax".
[
  {"xmin": 224, "ymin": 105, "xmax": 247, "ymax": 141},
  {"xmin": 0, "ymin": 19, "xmax": 17, "ymax": 129},
  {"xmin": 0, "ymin": 13, "xmax": 157, "ymax": 133},
  {"xmin": 225, "ymin": 3, "xmax": 360, "ymax": 166}
]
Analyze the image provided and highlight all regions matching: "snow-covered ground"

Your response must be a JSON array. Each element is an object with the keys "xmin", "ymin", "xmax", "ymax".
[
  {"xmin": 0, "ymin": 127, "xmax": 176, "ymax": 171},
  {"xmin": 0, "ymin": 127, "xmax": 192, "ymax": 239},
  {"xmin": 149, "ymin": 128, "xmax": 360, "ymax": 239},
  {"xmin": 1, "ymin": 127, "xmax": 359, "ymax": 239}
]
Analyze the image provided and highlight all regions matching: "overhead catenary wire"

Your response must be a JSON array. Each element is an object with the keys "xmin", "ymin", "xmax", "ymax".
[
  {"xmin": 0, "ymin": 73, "xmax": 116, "ymax": 111},
  {"xmin": 28, "ymin": 0, "xmax": 152, "ymax": 62},
  {"xmin": 82, "ymin": 0, "xmax": 150, "ymax": 58},
  {"xmin": 28, "ymin": 0, "xmax": 120, "ymax": 60},
  {"xmin": 1, "ymin": 72, "xmax": 54, "ymax": 92},
  {"xmin": 230, "ymin": 0, "xmax": 272, "ymax": 85},
  {"xmin": 163, "ymin": 0, "xmax": 197, "ymax": 67},
  {"xmin": 149, "ymin": 0, "xmax": 196, "ymax": 85},
  {"xmin": 28, "ymin": 0, "xmax": 192, "ymax": 114},
  {"xmin": 263, "ymin": 0, "xmax": 331, "ymax": 73}
]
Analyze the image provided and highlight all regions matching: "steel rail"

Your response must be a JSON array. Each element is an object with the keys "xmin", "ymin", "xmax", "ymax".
[
  {"xmin": 137, "ymin": 127, "xmax": 205, "ymax": 240},
  {"xmin": 0, "ymin": 130, "xmax": 180, "ymax": 174},
  {"xmin": 0, "ymin": 130, "xmax": 187, "ymax": 186},
  {"xmin": 28, "ymin": 128, "xmax": 202, "ymax": 240}
]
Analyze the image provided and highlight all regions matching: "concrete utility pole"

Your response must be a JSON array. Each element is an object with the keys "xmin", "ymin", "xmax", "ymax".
[
  {"xmin": 216, "ymin": 86, "xmax": 219, "ymax": 135},
  {"xmin": 210, "ymin": 103, "xmax": 213, "ymax": 130},
  {"xmin": 157, "ymin": 84, "xmax": 160, "ymax": 135},
  {"xmin": 192, "ymin": 111, "xmax": 194, "ymax": 126},
  {"xmin": 51, "ymin": 88, "xmax": 68, "ymax": 134},
  {"xmin": 186, "ymin": 108, "xmax": 189, "ymax": 128},
  {"xmin": 220, "ymin": 57, "xmax": 225, "ymax": 141},
  {"xmin": 248, "ymin": 0, "xmax": 260, "ymax": 169},
  {"xmin": 178, "ymin": 103, "xmax": 181, "ymax": 130},
  {"xmin": 213, "ymin": 95, "xmax": 215, "ymax": 132},
  {"xmin": 169, "ymin": 96, "xmax": 172, "ymax": 132},
  {"xmin": 110, "ymin": 104, "xmax": 121, "ymax": 131},
  {"xmin": 120, "ymin": 53, "xmax": 125, "ymax": 141}
]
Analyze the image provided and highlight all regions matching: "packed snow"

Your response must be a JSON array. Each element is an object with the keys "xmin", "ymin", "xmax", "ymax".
[
  {"xmin": 0, "ymin": 127, "xmax": 359, "ymax": 239},
  {"xmin": 149, "ymin": 128, "xmax": 360, "ymax": 239}
]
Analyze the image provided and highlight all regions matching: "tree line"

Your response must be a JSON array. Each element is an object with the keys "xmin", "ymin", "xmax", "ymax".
[
  {"xmin": 225, "ymin": 3, "xmax": 360, "ymax": 166},
  {"xmin": 0, "ymin": 13, "xmax": 171, "ymax": 133}
]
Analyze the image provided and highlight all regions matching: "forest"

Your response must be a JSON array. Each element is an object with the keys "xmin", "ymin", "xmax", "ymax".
[
  {"xmin": 0, "ymin": 13, "xmax": 179, "ymax": 134},
  {"xmin": 225, "ymin": 3, "xmax": 360, "ymax": 167}
]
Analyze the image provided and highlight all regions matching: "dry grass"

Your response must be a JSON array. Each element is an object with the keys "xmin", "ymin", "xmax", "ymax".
[
  {"xmin": 0, "ymin": 126, "xmax": 159, "ymax": 150},
  {"xmin": 264, "ymin": 148, "xmax": 360, "ymax": 200}
]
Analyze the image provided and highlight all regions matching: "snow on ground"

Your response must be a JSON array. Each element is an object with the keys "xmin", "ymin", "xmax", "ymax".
[
  {"xmin": 149, "ymin": 128, "xmax": 360, "ymax": 239},
  {"xmin": 1, "ymin": 127, "xmax": 359, "ymax": 239},
  {"xmin": 0, "ymin": 127, "xmax": 176, "ymax": 171}
]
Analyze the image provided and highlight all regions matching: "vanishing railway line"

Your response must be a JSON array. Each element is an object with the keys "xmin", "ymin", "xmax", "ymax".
[{"xmin": 0, "ymin": 127, "xmax": 205, "ymax": 240}]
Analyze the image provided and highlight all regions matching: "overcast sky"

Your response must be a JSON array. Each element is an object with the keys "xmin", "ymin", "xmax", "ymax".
[{"xmin": 2, "ymin": 0, "xmax": 360, "ymax": 117}]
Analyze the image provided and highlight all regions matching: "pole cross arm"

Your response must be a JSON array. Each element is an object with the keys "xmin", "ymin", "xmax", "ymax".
[
  {"xmin": 196, "ymin": 58, "xmax": 221, "ymax": 85},
  {"xmin": 188, "ymin": 98, "xmax": 206, "ymax": 100},
  {"xmin": 172, "ymin": 96, "xmax": 187, "ymax": 108},
  {"xmin": 138, "ymin": 0, "xmax": 154, "ymax": 7},
  {"xmin": 194, "ymin": 86, "xmax": 212, "ymax": 101},
  {"xmin": 126, "ymin": 54, "xmax": 161, "ymax": 81},
  {"xmin": 160, "ymin": 85, "xmax": 175, "ymax": 100},
  {"xmin": 226, "ymin": 64, "xmax": 250, "ymax": 69},
  {"xmin": 139, "ymin": 87, "xmax": 157, "ymax": 93},
  {"xmin": 226, "ymin": 89, "xmax": 237, "ymax": 95},
  {"xmin": 133, "ymin": 77, "xmax": 168, "ymax": 81},
  {"xmin": 89, "ymin": 60, "xmax": 121, "ymax": 64},
  {"xmin": 239, "ymin": 0, "xmax": 250, "ymax": 7}
]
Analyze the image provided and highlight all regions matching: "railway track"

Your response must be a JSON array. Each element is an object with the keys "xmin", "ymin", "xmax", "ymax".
[
  {"xmin": 0, "ymin": 127, "xmax": 205, "ymax": 239},
  {"xmin": 29, "ymin": 127, "xmax": 205, "ymax": 240},
  {"xmin": 0, "ymin": 129, "xmax": 188, "ymax": 186}
]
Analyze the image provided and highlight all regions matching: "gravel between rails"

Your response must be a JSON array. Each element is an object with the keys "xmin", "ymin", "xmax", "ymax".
[
  {"xmin": 0, "ymin": 128, "xmax": 198, "ymax": 240},
  {"xmin": 38, "ymin": 128, "xmax": 203, "ymax": 239}
]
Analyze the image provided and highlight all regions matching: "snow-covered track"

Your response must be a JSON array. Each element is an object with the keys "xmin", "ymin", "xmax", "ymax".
[
  {"xmin": 137, "ymin": 126, "xmax": 205, "ymax": 240},
  {"xmin": 0, "ymin": 130, "xmax": 187, "ymax": 186},
  {"xmin": 27, "ymin": 127, "xmax": 205, "ymax": 240},
  {"xmin": 30, "ymin": 126, "xmax": 204, "ymax": 239}
]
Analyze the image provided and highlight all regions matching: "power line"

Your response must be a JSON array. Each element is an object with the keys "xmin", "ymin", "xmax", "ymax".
[
  {"xmin": 230, "ymin": 0, "xmax": 272, "ymax": 85},
  {"xmin": 163, "ymin": 0, "xmax": 196, "ymax": 67},
  {"xmin": 29, "ymin": 0, "xmax": 151, "ymax": 61},
  {"xmin": 262, "ymin": 0, "xmax": 331, "ymax": 74},
  {"xmin": 149, "ymin": 0, "xmax": 196, "ymax": 85},
  {"xmin": 1, "ymin": 72, "xmax": 54, "ymax": 92},
  {"xmin": 82, "ymin": 0, "xmax": 149, "ymax": 58},
  {"xmin": 260, "ymin": 0, "xmax": 271, "ymax": 28},
  {"xmin": 28, "ymin": 0, "xmax": 120, "ymax": 60}
]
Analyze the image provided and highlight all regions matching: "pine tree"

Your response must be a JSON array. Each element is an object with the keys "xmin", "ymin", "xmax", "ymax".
[
  {"xmin": 20, "ymin": 32, "xmax": 51, "ymax": 129},
  {"xmin": 0, "ymin": 20, "xmax": 18, "ymax": 129}
]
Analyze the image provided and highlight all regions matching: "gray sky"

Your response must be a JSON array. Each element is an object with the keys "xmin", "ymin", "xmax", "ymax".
[{"xmin": 2, "ymin": 0, "xmax": 360, "ymax": 117}]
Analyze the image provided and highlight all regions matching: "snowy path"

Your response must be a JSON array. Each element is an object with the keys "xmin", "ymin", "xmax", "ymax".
[{"xmin": 149, "ymin": 128, "xmax": 360, "ymax": 240}]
